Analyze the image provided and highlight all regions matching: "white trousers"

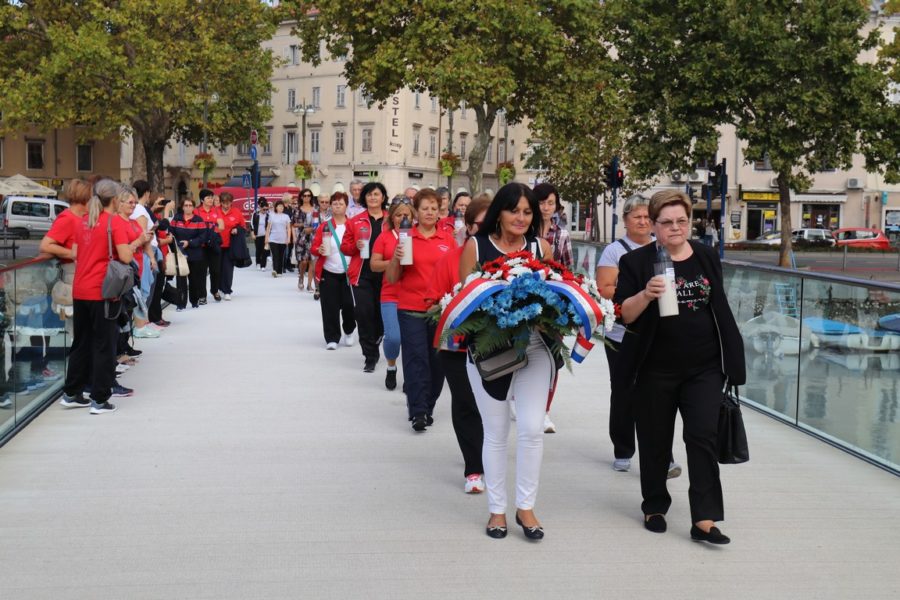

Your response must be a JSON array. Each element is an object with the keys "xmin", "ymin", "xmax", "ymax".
[{"xmin": 468, "ymin": 332, "xmax": 554, "ymax": 514}]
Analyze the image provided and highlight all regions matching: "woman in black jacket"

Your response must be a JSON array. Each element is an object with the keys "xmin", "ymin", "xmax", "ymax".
[
  {"xmin": 614, "ymin": 190, "xmax": 745, "ymax": 545},
  {"xmin": 170, "ymin": 198, "xmax": 209, "ymax": 310}
]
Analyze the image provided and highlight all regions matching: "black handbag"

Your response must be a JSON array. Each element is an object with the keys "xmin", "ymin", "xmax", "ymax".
[
  {"xmin": 472, "ymin": 344, "xmax": 528, "ymax": 382},
  {"xmin": 717, "ymin": 383, "xmax": 749, "ymax": 464}
]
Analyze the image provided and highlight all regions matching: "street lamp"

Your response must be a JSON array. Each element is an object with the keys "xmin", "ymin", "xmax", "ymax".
[
  {"xmin": 292, "ymin": 99, "xmax": 316, "ymax": 187},
  {"xmin": 201, "ymin": 92, "xmax": 219, "ymax": 187}
]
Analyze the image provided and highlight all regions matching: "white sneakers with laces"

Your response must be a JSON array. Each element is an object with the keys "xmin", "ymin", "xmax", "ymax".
[
  {"xmin": 341, "ymin": 332, "xmax": 356, "ymax": 347},
  {"xmin": 543, "ymin": 413, "xmax": 556, "ymax": 434},
  {"xmin": 326, "ymin": 342, "xmax": 338, "ymax": 350}
]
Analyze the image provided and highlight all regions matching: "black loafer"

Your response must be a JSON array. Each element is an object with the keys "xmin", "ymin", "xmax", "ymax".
[
  {"xmin": 411, "ymin": 415, "xmax": 427, "ymax": 432},
  {"xmin": 485, "ymin": 524, "xmax": 508, "ymax": 539},
  {"xmin": 690, "ymin": 525, "xmax": 730, "ymax": 544},
  {"xmin": 515, "ymin": 513, "xmax": 544, "ymax": 541},
  {"xmin": 385, "ymin": 369, "xmax": 397, "ymax": 390},
  {"xmin": 644, "ymin": 514, "xmax": 667, "ymax": 533}
]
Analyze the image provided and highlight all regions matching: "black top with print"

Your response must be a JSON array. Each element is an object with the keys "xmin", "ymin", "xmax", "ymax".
[{"xmin": 644, "ymin": 253, "xmax": 720, "ymax": 372}]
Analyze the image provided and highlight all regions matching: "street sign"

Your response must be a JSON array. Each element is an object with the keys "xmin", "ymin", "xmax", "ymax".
[
  {"xmin": 242, "ymin": 173, "xmax": 251, "ymax": 188},
  {"xmin": 250, "ymin": 129, "xmax": 258, "ymax": 145},
  {"xmin": 249, "ymin": 145, "xmax": 258, "ymax": 160}
]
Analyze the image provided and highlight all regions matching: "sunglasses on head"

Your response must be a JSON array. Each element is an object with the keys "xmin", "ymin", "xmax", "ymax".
[{"xmin": 391, "ymin": 196, "xmax": 412, "ymax": 206}]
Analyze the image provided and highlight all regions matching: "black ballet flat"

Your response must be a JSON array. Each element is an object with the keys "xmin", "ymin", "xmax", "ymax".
[
  {"xmin": 644, "ymin": 514, "xmax": 667, "ymax": 533},
  {"xmin": 515, "ymin": 513, "xmax": 544, "ymax": 541},
  {"xmin": 690, "ymin": 525, "xmax": 731, "ymax": 545},
  {"xmin": 485, "ymin": 524, "xmax": 508, "ymax": 539}
]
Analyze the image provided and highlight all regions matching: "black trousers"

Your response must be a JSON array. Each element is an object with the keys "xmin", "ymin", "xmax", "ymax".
[
  {"xmin": 220, "ymin": 251, "xmax": 235, "ymax": 295},
  {"xmin": 440, "ymin": 350, "xmax": 484, "ymax": 477},
  {"xmin": 254, "ymin": 236, "xmax": 269, "ymax": 268},
  {"xmin": 284, "ymin": 243, "xmax": 294, "ymax": 271},
  {"xmin": 270, "ymin": 243, "xmax": 286, "ymax": 274},
  {"xmin": 177, "ymin": 258, "xmax": 207, "ymax": 307},
  {"xmin": 204, "ymin": 247, "xmax": 221, "ymax": 296},
  {"xmin": 64, "ymin": 299, "xmax": 118, "ymax": 403},
  {"xmin": 353, "ymin": 275, "xmax": 384, "ymax": 363},
  {"xmin": 604, "ymin": 339, "xmax": 635, "ymax": 459},
  {"xmin": 319, "ymin": 270, "xmax": 356, "ymax": 344},
  {"xmin": 633, "ymin": 365, "xmax": 725, "ymax": 523},
  {"xmin": 398, "ymin": 310, "xmax": 444, "ymax": 420},
  {"xmin": 148, "ymin": 266, "xmax": 166, "ymax": 322}
]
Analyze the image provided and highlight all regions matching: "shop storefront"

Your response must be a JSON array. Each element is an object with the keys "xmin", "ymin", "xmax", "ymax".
[
  {"xmin": 796, "ymin": 193, "xmax": 845, "ymax": 230},
  {"xmin": 741, "ymin": 191, "xmax": 780, "ymax": 240}
]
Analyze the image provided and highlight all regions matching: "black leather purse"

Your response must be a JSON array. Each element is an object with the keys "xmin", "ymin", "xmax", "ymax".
[
  {"xmin": 718, "ymin": 383, "xmax": 749, "ymax": 464},
  {"xmin": 472, "ymin": 344, "xmax": 528, "ymax": 382}
]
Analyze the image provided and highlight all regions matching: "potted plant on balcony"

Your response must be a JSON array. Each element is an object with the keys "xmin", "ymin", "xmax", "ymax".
[
  {"xmin": 294, "ymin": 159, "xmax": 313, "ymax": 180},
  {"xmin": 439, "ymin": 152, "xmax": 461, "ymax": 177},
  {"xmin": 497, "ymin": 161, "xmax": 516, "ymax": 185},
  {"xmin": 193, "ymin": 152, "xmax": 217, "ymax": 177}
]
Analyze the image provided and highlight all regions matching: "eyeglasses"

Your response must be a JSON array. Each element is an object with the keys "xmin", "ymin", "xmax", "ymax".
[
  {"xmin": 655, "ymin": 218, "xmax": 690, "ymax": 229},
  {"xmin": 302, "ymin": 193, "xmax": 312, "ymax": 197},
  {"xmin": 391, "ymin": 197, "xmax": 412, "ymax": 206}
]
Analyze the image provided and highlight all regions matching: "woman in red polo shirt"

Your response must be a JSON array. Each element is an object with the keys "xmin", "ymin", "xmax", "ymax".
[
  {"xmin": 218, "ymin": 192, "xmax": 246, "ymax": 301},
  {"xmin": 39, "ymin": 179, "xmax": 91, "ymax": 319},
  {"xmin": 59, "ymin": 179, "xmax": 136, "ymax": 414},
  {"xmin": 311, "ymin": 193, "xmax": 357, "ymax": 349},
  {"xmin": 386, "ymin": 188, "xmax": 456, "ymax": 432}
]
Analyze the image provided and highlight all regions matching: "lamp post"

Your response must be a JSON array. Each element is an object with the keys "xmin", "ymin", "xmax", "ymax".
[
  {"xmin": 293, "ymin": 99, "xmax": 316, "ymax": 188},
  {"xmin": 201, "ymin": 92, "xmax": 219, "ymax": 187}
]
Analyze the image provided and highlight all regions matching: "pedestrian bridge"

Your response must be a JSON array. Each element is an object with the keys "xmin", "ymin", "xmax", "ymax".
[{"xmin": 0, "ymin": 261, "xmax": 899, "ymax": 598}]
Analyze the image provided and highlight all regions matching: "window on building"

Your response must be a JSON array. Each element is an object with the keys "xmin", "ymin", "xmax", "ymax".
[
  {"xmin": 459, "ymin": 134, "xmax": 467, "ymax": 160},
  {"xmin": 460, "ymin": 101, "xmax": 467, "ymax": 120},
  {"xmin": 429, "ymin": 131, "xmax": 437, "ymax": 157},
  {"xmin": 311, "ymin": 86, "xmax": 321, "ymax": 109},
  {"xmin": 335, "ymin": 128, "xmax": 345, "ymax": 153},
  {"xmin": 362, "ymin": 128, "xmax": 373, "ymax": 153},
  {"xmin": 487, "ymin": 139, "xmax": 493, "ymax": 163},
  {"xmin": 26, "ymin": 140, "xmax": 44, "ymax": 170},
  {"xmin": 76, "ymin": 143, "xmax": 92, "ymax": 172},
  {"xmin": 358, "ymin": 88, "xmax": 372, "ymax": 107},
  {"xmin": 282, "ymin": 130, "xmax": 298, "ymax": 163},
  {"xmin": 431, "ymin": 97, "xmax": 438, "ymax": 113},
  {"xmin": 412, "ymin": 127, "xmax": 421, "ymax": 155},
  {"xmin": 499, "ymin": 139, "xmax": 506, "ymax": 163},
  {"xmin": 263, "ymin": 128, "xmax": 273, "ymax": 155},
  {"xmin": 336, "ymin": 85, "xmax": 346, "ymax": 107},
  {"xmin": 289, "ymin": 44, "xmax": 300, "ymax": 66},
  {"xmin": 287, "ymin": 89, "xmax": 296, "ymax": 111},
  {"xmin": 310, "ymin": 129, "xmax": 320, "ymax": 163},
  {"xmin": 754, "ymin": 154, "xmax": 773, "ymax": 171},
  {"xmin": 237, "ymin": 142, "xmax": 250, "ymax": 156},
  {"xmin": 414, "ymin": 92, "xmax": 421, "ymax": 109}
]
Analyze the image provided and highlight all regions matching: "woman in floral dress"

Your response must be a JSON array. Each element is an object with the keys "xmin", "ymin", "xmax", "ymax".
[{"xmin": 293, "ymin": 188, "xmax": 318, "ymax": 292}]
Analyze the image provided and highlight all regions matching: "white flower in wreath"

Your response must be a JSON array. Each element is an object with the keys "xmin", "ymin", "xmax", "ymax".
[
  {"xmin": 508, "ymin": 265, "xmax": 532, "ymax": 278},
  {"xmin": 549, "ymin": 272, "xmax": 564, "ymax": 282},
  {"xmin": 439, "ymin": 293, "xmax": 455, "ymax": 310},
  {"xmin": 597, "ymin": 297, "xmax": 617, "ymax": 332}
]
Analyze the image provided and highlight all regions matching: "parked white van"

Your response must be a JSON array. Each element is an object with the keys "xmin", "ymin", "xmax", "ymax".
[{"xmin": 0, "ymin": 196, "xmax": 70, "ymax": 239}]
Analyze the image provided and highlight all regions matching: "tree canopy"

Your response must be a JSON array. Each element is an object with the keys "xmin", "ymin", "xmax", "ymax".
[
  {"xmin": 608, "ymin": 0, "xmax": 900, "ymax": 266},
  {"xmin": 0, "ymin": 0, "xmax": 278, "ymax": 192},
  {"xmin": 282, "ymin": 0, "xmax": 608, "ymax": 193}
]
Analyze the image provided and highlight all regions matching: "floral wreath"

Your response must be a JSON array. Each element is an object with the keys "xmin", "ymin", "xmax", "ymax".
[
  {"xmin": 497, "ymin": 161, "xmax": 516, "ymax": 185},
  {"xmin": 294, "ymin": 159, "xmax": 313, "ymax": 180},
  {"xmin": 432, "ymin": 250, "xmax": 618, "ymax": 367},
  {"xmin": 439, "ymin": 152, "xmax": 461, "ymax": 177},
  {"xmin": 193, "ymin": 152, "xmax": 216, "ymax": 175}
]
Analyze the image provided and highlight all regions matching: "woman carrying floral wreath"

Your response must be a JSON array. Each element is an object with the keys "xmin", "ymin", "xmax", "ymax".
[{"xmin": 457, "ymin": 182, "xmax": 555, "ymax": 541}]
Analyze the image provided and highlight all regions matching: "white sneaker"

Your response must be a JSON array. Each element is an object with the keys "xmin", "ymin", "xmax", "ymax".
[
  {"xmin": 543, "ymin": 413, "xmax": 556, "ymax": 434},
  {"xmin": 133, "ymin": 325, "xmax": 160, "ymax": 339},
  {"xmin": 326, "ymin": 342, "xmax": 338, "ymax": 350},
  {"xmin": 223, "ymin": 293, "xmax": 231, "ymax": 301},
  {"xmin": 465, "ymin": 473, "xmax": 485, "ymax": 494},
  {"xmin": 341, "ymin": 332, "xmax": 356, "ymax": 347},
  {"xmin": 667, "ymin": 461, "xmax": 682, "ymax": 479},
  {"xmin": 612, "ymin": 458, "xmax": 631, "ymax": 472}
]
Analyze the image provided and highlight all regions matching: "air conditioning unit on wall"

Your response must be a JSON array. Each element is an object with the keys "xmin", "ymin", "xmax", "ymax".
[
  {"xmin": 670, "ymin": 170, "xmax": 684, "ymax": 182},
  {"xmin": 847, "ymin": 178, "xmax": 863, "ymax": 189},
  {"xmin": 769, "ymin": 177, "xmax": 780, "ymax": 188},
  {"xmin": 689, "ymin": 169, "xmax": 708, "ymax": 182}
]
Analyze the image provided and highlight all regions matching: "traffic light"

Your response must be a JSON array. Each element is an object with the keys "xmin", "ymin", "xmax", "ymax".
[
  {"xmin": 247, "ymin": 162, "xmax": 261, "ymax": 189},
  {"xmin": 709, "ymin": 161, "xmax": 725, "ymax": 193},
  {"xmin": 688, "ymin": 186, "xmax": 698, "ymax": 204},
  {"xmin": 603, "ymin": 161, "xmax": 616, "ymax": 189},
  {"xmin": 615, "ymin": 168, "xmax": 624, "ymax": 188}
]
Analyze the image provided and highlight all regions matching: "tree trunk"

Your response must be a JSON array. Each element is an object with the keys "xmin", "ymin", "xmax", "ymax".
[
  {"xmin": 776, "ymin": 172, "xmax": 794, "ymax": 267},
  {"xmin": 466, "ymin": 104, "xmax": 497, "ymax": 194},
  {"xmin": 131, "ymin": 129, "xmax": 147, "ymax": 184},
  {"xmin": 144, "ymin": 135, "xmax": 169, "ymax": 195}
]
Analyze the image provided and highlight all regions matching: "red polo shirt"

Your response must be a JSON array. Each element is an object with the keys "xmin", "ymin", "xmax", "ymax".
[
  {"xmin": 396, "ymin": 227, "xmax": 456, "ymax": 312},
  {"xmin": 195, "ymin": 205, "xmax": 223, "ymax": 227},
  {"xmin": 123, "ymin": 216, "xmax": 144, "ymax": 277},
  {"xmin": 46, "ymin": 209, "xmax": 87, "ymax": 263},
  {"xmin": 220, "ymin": 207, "xmax": 246, "ymax": 248},
  {"xmin": 72, "ymin": 212, "xmax": 131, "ymax": 301},
  {"xmin": 372, "ymin": 230, "xmax": 399, "ymax": 303}
]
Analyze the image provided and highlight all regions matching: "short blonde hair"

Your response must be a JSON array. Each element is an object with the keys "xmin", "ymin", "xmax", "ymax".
[{"xmin": 649, "ymin": 190, "xmax": 691, "ymax": 222}]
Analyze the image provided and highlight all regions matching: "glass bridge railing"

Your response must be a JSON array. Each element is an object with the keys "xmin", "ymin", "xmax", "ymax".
[
  {"xmin": 0, "ymin": 257, "xmax": 71, "ymax": 446},
  {"xmin": 572, "ymin": 241, "xmax": 900, "ymax": 475}
]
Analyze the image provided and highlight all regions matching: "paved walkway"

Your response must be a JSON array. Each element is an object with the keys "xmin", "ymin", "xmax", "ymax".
[{"xmin": 0, "ymin": 267, "xmax": 899, "ymax": 599}]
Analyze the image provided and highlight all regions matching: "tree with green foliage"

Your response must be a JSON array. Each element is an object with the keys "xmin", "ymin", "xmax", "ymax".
[
  {"xmin": 282, "ymin": 0, "xmax": 607, "ymax": 193},
  {"xmin": 609, "ymin": 0, "xmax": 900, "ymax": 266},
  {"xmin": 0, "ymin": 0, "xmax": 277, "ymax": 192}
]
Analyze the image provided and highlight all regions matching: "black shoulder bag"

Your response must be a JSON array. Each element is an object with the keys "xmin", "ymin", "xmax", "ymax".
[{"xmin": 718, "ymin": 382, "xmax": 750, "ymax": 464}]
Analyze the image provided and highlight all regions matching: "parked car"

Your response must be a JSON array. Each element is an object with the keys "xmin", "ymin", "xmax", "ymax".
[
  {"xmin": 744, "ymin": 231, "xmax": 783, "ymax": 246},
  {"xmin": 0, "ymin": 196, "xmax": 70, "ymax": 239},
  {"xmin": 832, "ymin": 227, "xmax": 892, "ymax": 250},
  {"xmin": 792, "ymin": 228, "xmax": 836, "ymax": 247}
]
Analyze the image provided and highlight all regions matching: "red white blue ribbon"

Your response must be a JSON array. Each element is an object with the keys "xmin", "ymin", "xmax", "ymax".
[
  {"xmin": 545, "ymin": 279, "xmax": 604, "ymax": 340},
  {"xmin": 570, "ymin": 334, "xmax": 595, "ymax": 364},
  {"xmin": 434, "ymin": 278, "xmax": 508, "ymax": 347}
]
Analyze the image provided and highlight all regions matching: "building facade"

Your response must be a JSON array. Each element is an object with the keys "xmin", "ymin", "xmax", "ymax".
[{"xmin": 0, "ymin": 126, "xmax": 120, "ymax": 195}]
